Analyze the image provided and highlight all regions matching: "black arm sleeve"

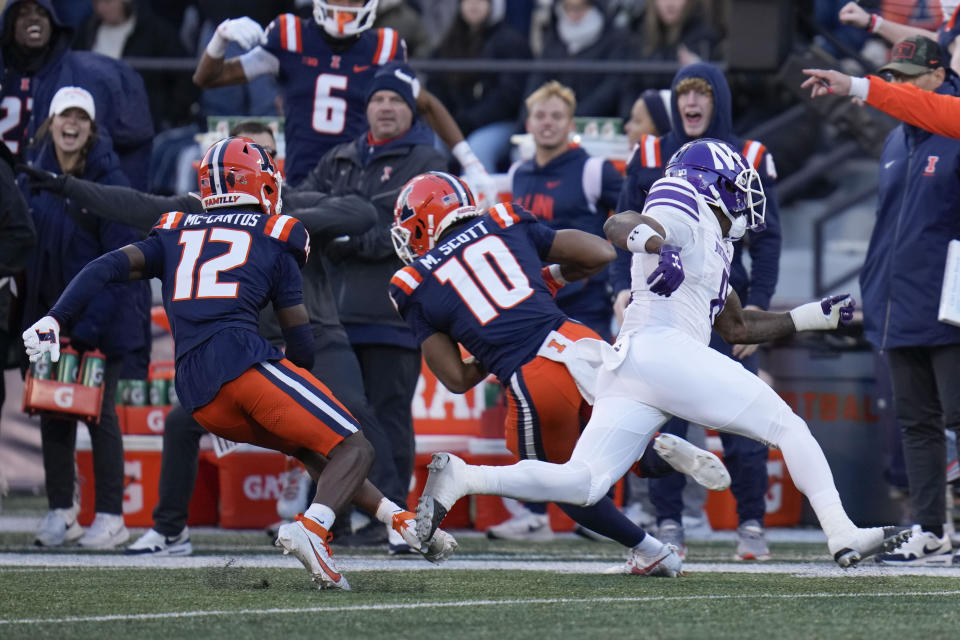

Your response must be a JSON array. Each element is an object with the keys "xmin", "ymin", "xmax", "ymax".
[
  {"xmin": 0, "ymin": 161, "xmax": 36, "ymax": 275},
  {"xmin": 61, "ymin": 177, "xmax": 202, "ymax": 233},
  {"xmin": 285, "ymin": 193, "xmax": 378, "ymax": 245}
]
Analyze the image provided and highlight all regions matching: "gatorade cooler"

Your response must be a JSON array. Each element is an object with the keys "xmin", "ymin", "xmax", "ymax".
[
  {"xmin": 216, "ymin": 444, "xmax": 288, "ymax": 529},
  {"xmin": 76, "ymin": 433, "xmax": 219, "ymax": 527}
]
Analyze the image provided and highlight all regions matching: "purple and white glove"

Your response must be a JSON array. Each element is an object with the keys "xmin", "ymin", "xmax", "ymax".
[
  {"xmin": 22, "ymin": 315, "xmax": 61, "ymax": 363},
  {"xmin": 789, "ymin": 294, "xmax": 856, "ymax": 331},
  {"xmin": 647, "ymin": 244, "xmax": 684, "ymax": 297}
]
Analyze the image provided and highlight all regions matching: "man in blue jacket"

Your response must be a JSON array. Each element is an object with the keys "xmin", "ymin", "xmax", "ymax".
[
  {"xmin": 0, "ymin": 0, "xmax": 154, "ymax": 188},
  {"xmin": 861, "ymin": 36, "xmax": 960, "ymax": 566},
  {"xmin": 613, "ymin": 62, "xmax": 782, "ymax": 561}
]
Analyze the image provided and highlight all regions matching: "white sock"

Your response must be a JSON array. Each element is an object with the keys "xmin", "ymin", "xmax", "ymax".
[
  {"xmin": 634, "ymin": 533, "xmax": 665, "ymax": 555},
  {"xmin": 304, "ymin": 503, "xmax": 336, "ymax": 530},
  {"xmin": 774, "ymin": 414, "xmax": 855, "ymax": 538},
  {"xmin": 466, "ymin": 460, "xmax": 592, "ymax": 505},
  {"xmin": 374, "ymin": 498, "xmax": 404, "ymax": 524}
]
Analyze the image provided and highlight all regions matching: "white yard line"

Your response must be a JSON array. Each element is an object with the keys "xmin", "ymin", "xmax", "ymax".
[{"xmin": 3, "ymin": 591, "xmax": 960, "ymax": 626}]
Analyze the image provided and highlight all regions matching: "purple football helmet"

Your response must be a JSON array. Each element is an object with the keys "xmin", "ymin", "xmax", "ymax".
[{"xmin": 664, "ymin": 138, "xmax": 766, "ymax": 233}]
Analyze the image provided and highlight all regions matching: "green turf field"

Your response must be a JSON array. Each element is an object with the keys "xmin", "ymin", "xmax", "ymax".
[{"xmin": 2, "ymin": 494, "xmax": 959, "ymax": 640}]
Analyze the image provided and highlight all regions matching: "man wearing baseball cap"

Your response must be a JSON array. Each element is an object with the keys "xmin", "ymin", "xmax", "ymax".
[
  {"xmin": 876, "ymin": 35, "xmax": 947, "ymax": 85},
  {"xmin": 293, "ymin": 62, "xmax": 449, "ymax": 552},
  {"xmin": 853, "ymin": 35, "xmax": 960, "ymax": 566}
]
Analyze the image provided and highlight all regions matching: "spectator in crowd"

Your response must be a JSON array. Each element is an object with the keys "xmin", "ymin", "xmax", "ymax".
[
  {"xmin": 374, "ymin": 0, "xmax": 432, "ymax": 57},
  {"xmin": 613, "ymin": 63, "xmax": 782, "ymax": 561},
  {"xmin": 192, "ymin": 2, "xmax": 493, "ymax": 208},
  {"xmin": 0, "ymin": 0, "xmax": 154, "ymax": 189},
  {"xmin": 838, "ymin": 1, "xmax": 960, "ymax": 73},
  {"xmin": 18, "ymin": 120, "xmax": 386, "ymax": 556},
  {"xmin": 20, "ymin": 86, "xmax": 150, "ymax": 549},
  {"xmin": 300, "ymin": 62, "xmax": 448, "ymax": 552},
  {"xmin": 429, "ymin": 0, "xmax": 532, "ymax": 173},
  {"xmin": 73, "ymin": 0, "xmax": 197, "ymax": 131},
  {"xmin": 848, "ymin": 36, "xmax": 960, "ymax": 566},
  {"xmin": 489, "ymin": 80, "xmax": 622, "ymax": 541},
  {"xmin": 624, "ymin": 87, "xmax": 672, "ymax": 148},
  {"xmin": 0, "ymin": 140, "xmax": 35, "ymax": 511},
  {"xmin": 524, "ymin": 0, "xmax": 630, "ymax": 119},
  {"xmin": 638, "ymin": 0, "xmax": 717, "ymax": 63}
]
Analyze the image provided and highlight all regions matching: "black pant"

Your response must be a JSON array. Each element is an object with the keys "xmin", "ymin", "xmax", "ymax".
[
  {"xmin": 352, "ymin": 344, "xmax": 420, "ymax": 508},
  {"xmin": 887, "ymin": 343, "xmax": 960, "ymax": 531},
  {"xmin": 41, "ymin": 354, "xmax": 124, "ymax": 514},
  {"xmin": 152, "ymin": 327, "xmax": 386, "ymax": 535}
]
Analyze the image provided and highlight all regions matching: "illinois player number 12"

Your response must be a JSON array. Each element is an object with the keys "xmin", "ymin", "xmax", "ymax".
[{"xmin": 173, "ymin": 228, "xmax": 251, "ymax": 300}]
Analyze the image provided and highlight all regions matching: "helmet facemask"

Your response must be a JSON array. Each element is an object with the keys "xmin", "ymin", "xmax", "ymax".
[{"xmin": 313, "ymin": 0, "xmax": 379, "ymax": 38}]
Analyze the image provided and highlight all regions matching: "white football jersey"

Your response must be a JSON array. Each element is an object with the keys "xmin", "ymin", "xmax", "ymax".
[{"xmin": 620, "ymin": 177, "xmax": 734, "ymax": 345}]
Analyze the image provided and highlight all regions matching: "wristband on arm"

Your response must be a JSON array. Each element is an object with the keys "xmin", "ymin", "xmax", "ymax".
[
  {"xmin": 868, "ymin": 13, "xmax": 884, "ymax": 33},
  {"xmin": 626, "ymin": 223, "xmax": 662, "ymax": 254},
  {"xmin": 541, "ymin": 264, "xmax": 568, "ymax": 297}
]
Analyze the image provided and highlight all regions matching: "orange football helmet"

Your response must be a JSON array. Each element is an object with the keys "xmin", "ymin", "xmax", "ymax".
[
  {"xmin": 391, "ymin": 171, "xmax": 478, "ymax": 264},
  {"xmin": 198, "ymin": 137, "xmax": 283, "ymax": 215}
]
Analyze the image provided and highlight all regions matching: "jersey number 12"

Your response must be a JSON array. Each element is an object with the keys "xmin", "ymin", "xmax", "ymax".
[{"xmin": 173, "ymin": 228, "xmax": 251, "ymax": 300}]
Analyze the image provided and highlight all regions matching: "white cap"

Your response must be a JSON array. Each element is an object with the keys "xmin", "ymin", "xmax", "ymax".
[{"xmin": 48, "ymin": 86, "xmax": 96, "ymax": 120}]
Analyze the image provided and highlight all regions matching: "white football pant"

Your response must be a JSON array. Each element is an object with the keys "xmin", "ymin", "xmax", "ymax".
[{"xmin": 473, "ymin": 327, "xmax": 856, "ymax": 537}]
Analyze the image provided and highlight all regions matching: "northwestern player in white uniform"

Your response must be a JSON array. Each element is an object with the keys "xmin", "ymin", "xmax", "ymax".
[{"xmin": 417, "ymin": 138, "xmax": 908, "ymax": 567}]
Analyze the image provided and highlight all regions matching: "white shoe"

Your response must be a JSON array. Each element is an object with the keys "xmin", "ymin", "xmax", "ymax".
[
  {"xmin": 276, "ymin": 466, "xmax": 312, "ymax": 520},
  {"xmin": 389, "ymin": 510, "xmax": 420, "ymax": 555},
  {"xmin": 486, "ymin": 511, "xmax": 555, "ymax": 542},
  {"xmin": 125, "ymin": 527, "xmax": 193, "ymax": 556},
  {"xmin": 828, "ymin": 526, "xmax": 910, "ymax": 567},
  {"xmin": 34, "ymin": 506, "xmax": 84, "ymax": 547},
  {"xmin": 275, "ymin": 517, "xmax": 350, "ymax": 590},
  {"xmin": 605, "ymin": 540, "xmax": 684, "ymax": 577},
  {"xmin": 422, "ymin": 528, "xmax": 459, "ymax": 564},
  {"xmin": 416, "ymin": 452, "xmax": 469, "ymax": 543},
  {"xmin": 874, "ymin": 524, "xmax": 953, "ymax": 566},
  {"xmin": 78, "ymin": 513, "xmax": 129, "ymax": 549},
  {"xmin": 653, "ymin": 433, "xmax": 731, "ymax": 491}
]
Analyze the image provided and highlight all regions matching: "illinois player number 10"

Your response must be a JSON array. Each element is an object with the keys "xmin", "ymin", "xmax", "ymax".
[{"xmin": 434, "ymin": 236, "xmax": 534, "ymax": 325}]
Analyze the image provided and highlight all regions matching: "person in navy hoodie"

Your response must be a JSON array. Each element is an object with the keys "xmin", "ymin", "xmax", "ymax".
[
  {"xmin": 495, "ymin": 80, "xmax": 623, "ymax": 542},
  {"xmin": 613, "ymin": 62, "xmax": 782, "ymax": 561},
  {"xmin": 21, "ymin": 86, "xmax": 150, "ymax": 550},
  {"xmin": 0, "ymin": 0, "xmax": 154, "ymax": 188},
  {"xmin": 298, "ymin": 62, "xmax": 448, "ymax": 553}
]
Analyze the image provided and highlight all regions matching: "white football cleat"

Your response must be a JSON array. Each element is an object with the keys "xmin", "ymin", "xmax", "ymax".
[
  {"xmin": 391, "ymin": 510, "xmax": 424, "ymax": 552},
  {"xmin": 653, "ymin": 433, "xmax": 731, "ymax": 491},
  {"xmin": 275, "ymin": 516, "xmax": 350, "ymax": 590},
  {"xmin": 421, "ymin": 528, "xmax": 459, "ymax": 564},
  {"xmin": 125, "ymin": 527, "xmax": 193, "ymax": 556},
  {"xmin": 828, "ymin": 526, "xmax": 911, "ymax": 567},
  {"xmin": 416, "ymin": 452, "xmax": 469, "ymax": 543},
  {"xmin": 606, "ymin": 541, "xmax": 684, "ymax": 577}
]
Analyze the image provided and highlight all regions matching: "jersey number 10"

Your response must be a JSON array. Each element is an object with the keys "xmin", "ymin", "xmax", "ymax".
[{"xmin": 434, "ymin": 236, "xmax": 534, "ymax": 325}]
